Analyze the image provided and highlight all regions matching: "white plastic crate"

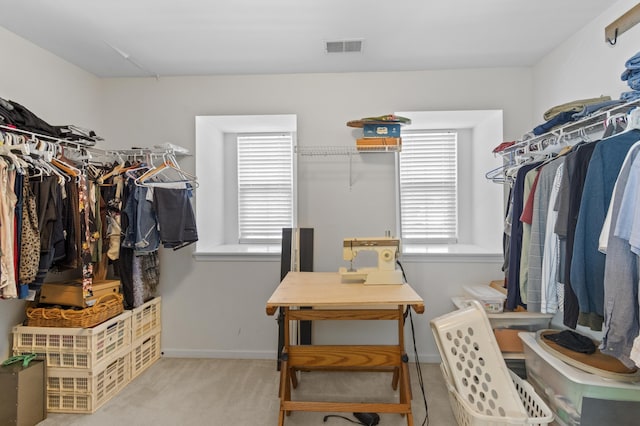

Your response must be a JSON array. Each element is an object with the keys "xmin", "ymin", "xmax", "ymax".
[
  {"xmin": 131, "ymin": 331, "xmax": 161, "ymax": 379},
  {"xmin": 442, "ymin": 364, "xmax": 553, "ymax": 426},
  {"xmin": 131, "ymin": 297, "xmax": 161, "ymax": 342},
  {"xmin": 46, "ymin": 352, "xmax": 130, "ymax": 413},
  {"xmin": 13, "ymin": 311, "xmax": 131, "ymax": 369},
  {"xmin": 431, "ymin": 300, "xmax": 553, "ymax": 425},
  {"xmin": 463, "ymin": 285, "xmax": 507, "ymax": 313}
]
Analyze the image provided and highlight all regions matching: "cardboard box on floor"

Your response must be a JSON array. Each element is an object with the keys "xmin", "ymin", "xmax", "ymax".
[{"xmin": 0, "ymin": 360, "xmax": 46, "ymax": 425}]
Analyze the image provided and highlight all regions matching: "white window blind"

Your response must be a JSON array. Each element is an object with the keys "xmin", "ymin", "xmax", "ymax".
[
  {"xmin": 237, "ymin": 133, "xmax": 294, "ymax": 243},
  {"xmin": 399, "ymin": 130, "xmax": 458, "ymax": 243}
]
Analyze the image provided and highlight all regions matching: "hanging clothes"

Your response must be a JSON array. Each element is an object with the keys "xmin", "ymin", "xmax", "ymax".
[
  {"xmin": 526, "ymin": 157, "xmax": 564, "ymax": 312},
  {"xmin": 540, "ymin": 160, "xmax": 566, "ymax": 314},
  {"xmin": 506, "ymin": 162, "xmax": 541, "ymax": 310},
  {"xmin": 600, "ymin": 141, "xmax": 640, "ymax": 368},
  {"xmin": 491, "ymin": 97, "xmax": 640, "ymax": 368},
  {"xmin": 0, "ymin": 158, "xmax": 18, "ymax": 298},
  {"xmin": 29, "ymin": 175, "xmax": 64, "ymax": 290},
  {"xmin": 518, "ymin": 168, "xmax": 540, "ymax": 305},
  {"xmin": 152, "ymin": 185, "xmax": 198, "ymax": 250},
  {"xmin": 0, "ymin": 120, "xmax": 194, "ymax": 305},
  {"xmin": 18, "ymin": 173, "xmax": 40, "ymax": 286},
  {"xmin": 554, "ymin": 142, "xmax": 598, "ymax": 328},
  {"xmin": 570, "ymin": 129, "xmax": 640, "ymax": 331}
]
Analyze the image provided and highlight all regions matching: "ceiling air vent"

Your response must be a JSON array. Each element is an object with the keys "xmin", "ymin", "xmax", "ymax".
[{"xmin": 325, "ymin": 39, "xmax": 363, "ymax": 53}]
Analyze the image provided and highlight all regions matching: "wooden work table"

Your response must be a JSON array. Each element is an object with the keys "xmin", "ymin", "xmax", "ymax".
[{"xmin": 266, "ymin": 271, "xmax": 425, "ymax": 426}]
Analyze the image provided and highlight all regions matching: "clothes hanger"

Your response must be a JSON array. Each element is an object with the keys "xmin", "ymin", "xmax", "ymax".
[
  {"xmin": 97, "ymin": 162, "xmax": 126, "ymax": 184},
  {"xmin": 52, "ymin": 147, "xmax": 81, "ymax": 180},
  {"xmin": 135, "ymin": 153, "xmax": 198, "ymax": 187},
  {"xmin": 20, "ymin": 152, "xmax": 43, "ymax": 179},
  {"xmin": 124, "ymin": 160, "xmax": 153, "ymax": 180},
  {"xmin": 0, "ymin": 145, "xmax": 28, "ymax": 174},
  {"xmin": 484, "ymin": 164, "xmax": 510, "ymax": 183},
  {"xmin": 39, "ymin": 156, "xmax": 69, "ymax": 183},
  {"xmin": 624, "ymin": 107, "xmax": 640, "ymax": 131}
]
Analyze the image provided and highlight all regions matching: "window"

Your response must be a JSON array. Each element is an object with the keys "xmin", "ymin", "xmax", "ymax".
[
  {"xmin": 398, "ymin": 130, "xmax": 458, "ymax": 244},
  {"xmin": 194, "ymin": 114, "xmax": 297, "ymax": 256},
  {"xmin": 237, "ymin": 133, "xmax": 294, "ymax": 243}
]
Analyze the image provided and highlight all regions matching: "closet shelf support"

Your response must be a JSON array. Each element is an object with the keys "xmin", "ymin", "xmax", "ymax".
[{"xmin": 605, "ymin": 3, "xmax": 640, "ymax": 45}]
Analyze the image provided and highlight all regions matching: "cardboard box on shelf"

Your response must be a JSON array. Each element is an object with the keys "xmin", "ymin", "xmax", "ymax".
[
  {"xmin": 363, "ymin": 123, "xmax": 401, "ymax": 138},
  {"xmin": 39, "ymin": 280, "xmax": 120, "ymax": 308},
  {"xmin": 356, "ymin": 137, "xmax": 401, "ymax": 146},
  {"xmin": 493, "ymin": 328, "xmax": 524, "ymax": 353}
]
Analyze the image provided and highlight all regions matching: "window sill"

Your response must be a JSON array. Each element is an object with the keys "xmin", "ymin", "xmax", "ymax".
[
  {"xmin": 193, "ymin": 244, "xmax": 502, "ymax": 263},
  {"xmin": 401, "ymin": 244, "xmax": 503, "ymax": 263},
  {"xmin": 193, "ymin": 244, "xmax": 281, "ymax": 262}
]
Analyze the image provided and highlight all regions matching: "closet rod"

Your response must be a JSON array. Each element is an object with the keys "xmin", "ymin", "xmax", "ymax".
[
  {"xmin": 1, "ymin": 125, "xmax": 184, "ymax": 160},
  {"xmin": 498, "ymin": 99, "xmax": 640, "ymax": 158},
  {"xmin": 0, "ymin": 124, "xmax": 93, "ymax": 152}
]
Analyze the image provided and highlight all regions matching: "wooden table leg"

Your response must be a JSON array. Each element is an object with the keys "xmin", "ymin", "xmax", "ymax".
[
  {"xmin": 273, "ymin": 305, "xmax": 420, "ymax": 423},
  {"xmin": 289, "ymin": 367, "xmax": 298, "ymax": 389},
  {"xmin": 278, "ymin": 357, "xmax": 289, "ymax": 425},
  {"xmin": 392, "ymin": 366, "xmax": 400, "ymax": 390},
  {"xmin": 400, "ymin": 360, "xmax": 414, "ymax": 425}
]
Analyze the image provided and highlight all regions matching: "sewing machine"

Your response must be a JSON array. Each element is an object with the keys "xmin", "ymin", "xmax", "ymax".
[{"xmin": 339, "ymin": 237, "xmax": 404, "ymax": 285}]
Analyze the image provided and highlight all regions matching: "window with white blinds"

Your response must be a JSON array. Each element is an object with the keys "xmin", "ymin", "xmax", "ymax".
[
  {"xmin": 237, "ymin": 133, "xmax": 294, "ymax": 243},
  {"xmin": 398, "ymin": 130, "xmax": 458, "ymax": 243}
]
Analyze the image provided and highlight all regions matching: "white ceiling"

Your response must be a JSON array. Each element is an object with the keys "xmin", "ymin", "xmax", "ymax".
[{"xmin": 0, "ymin": 0, "xmax": 613, "ymax": 78}]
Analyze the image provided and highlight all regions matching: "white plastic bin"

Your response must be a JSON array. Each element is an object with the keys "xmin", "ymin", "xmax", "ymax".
[
  {"xmin": 463, "ymin": 285, "xmax": 507, "ymax": 313},
  {"xmin": 520, "ymin": 331, "xmax": 640, "ymax": 426}
]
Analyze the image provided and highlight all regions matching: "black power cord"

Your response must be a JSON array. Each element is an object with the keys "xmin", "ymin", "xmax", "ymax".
[
  {"xmin": 398, "ymin": 260, "xmax": 430, "ymax": 426},
  {"xmin": 323, "ymin": 412, "xmax": 380, "ymax": 425},
  {"xmin": 323, "ymin": 261, "xmax": 429, "ymax": 426}
]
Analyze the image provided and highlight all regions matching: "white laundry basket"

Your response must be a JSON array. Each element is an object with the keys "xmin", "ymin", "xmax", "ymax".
[{"xmin": 431, "ymin": 300, "xmax": 553, "ymax": 425}]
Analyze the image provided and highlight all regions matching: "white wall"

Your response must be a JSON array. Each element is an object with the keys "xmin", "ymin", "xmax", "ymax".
[
  {"xmin": 97, "ymin": 70, "xmax": 527, "ymax": 361},
  {"xmin": 533, "ymin": 0, "xmax": 640, "ymax": 121},
  {"xmin": 0, "ymin": 26, "xmax": 101, "ymax": 360},
  {"xmin": 472, "ymin": 111, "xmax": 505, "ymax": 249}
]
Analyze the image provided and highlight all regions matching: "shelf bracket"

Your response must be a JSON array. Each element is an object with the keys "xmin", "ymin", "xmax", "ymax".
[{"xmin": 605, "ymin": 3, "xmax": 640, "ymax": 45}]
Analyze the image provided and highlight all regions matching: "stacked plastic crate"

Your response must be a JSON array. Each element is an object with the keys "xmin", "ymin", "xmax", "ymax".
[
  {"xmin": 13, "ymin": 311, "xmax": 132, "ymax": 413},
  {"xmin": 130, "ymin": 297, "xmax": 162, "ymax": 379},
  {"xmin": 12, "ymin": 297, "xmax": 162, "ymax": 414}
]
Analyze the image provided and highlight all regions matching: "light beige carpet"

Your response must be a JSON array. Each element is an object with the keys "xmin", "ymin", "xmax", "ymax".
[{"xmin": 37, "ymin": 358, "xmax": 457, "ymax": 426}]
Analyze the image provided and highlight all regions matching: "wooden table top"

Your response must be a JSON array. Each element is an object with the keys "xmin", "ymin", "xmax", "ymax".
[{"xmin": 266, "ymin": 271, "xmax": 424, "ymax": 315}]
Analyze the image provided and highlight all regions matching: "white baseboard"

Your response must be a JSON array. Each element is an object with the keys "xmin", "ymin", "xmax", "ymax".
[{"xmin": 161, "ymin": 348, "xmax": 277, "ymax": 359}]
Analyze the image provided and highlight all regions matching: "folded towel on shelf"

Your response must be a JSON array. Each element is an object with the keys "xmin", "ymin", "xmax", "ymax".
[
  {"xmin": 0, "ymin": 99, "xmax": 62, "ymax": 137},
  {"xmin": 533, "ymin": 111, "xmax": 576, "ymax": 136},
  {"xmin": 543, "ymin": 95, "xmax": 612, "ymax": 121},
  {"xmin": 0, "ymin": 96, "xmax": 13, "ymax": 111},
  {"xmin": 625, "ymin": 71, "xmax": 640, "ymax": 91},
  {"xmin": 621, "ymin": 51, "xmax": 640, "ymax": 84},
  {"xmin": 571, "ymin": 99, "xmax": 626, "ymax": 120},
  {"xmin": 492, "ymin": 141, "xmax": 515, "ymax": 153},
  {"xmin": 55, "ymin": 124, "xmax": 104, "ymax": 146},
  {"xmin": 621, "ymin": 90, "xmax": 640, "ymax": 102},
  {"xmin": 625, "ymin": 50, "xmax": 640, "ymax": 70}
]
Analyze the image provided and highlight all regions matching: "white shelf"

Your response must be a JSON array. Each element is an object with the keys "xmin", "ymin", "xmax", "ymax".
[{"xmin": 296, "ymin": 145, "xmax": 400, "ymax": 156}]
